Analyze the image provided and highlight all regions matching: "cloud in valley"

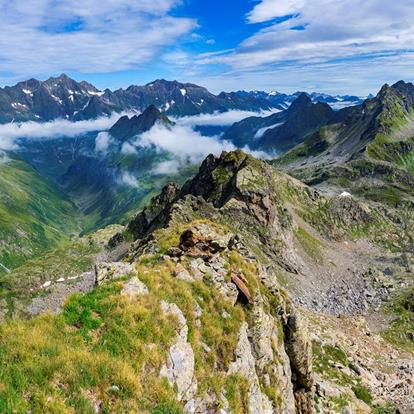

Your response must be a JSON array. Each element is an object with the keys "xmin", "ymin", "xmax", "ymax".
[
  {"xmin": 173, "ymin": 109, "xmax": 279, "ymax": 128},
  {"xmin": 0, "ymin": 113, "xmax": 126, "ymax": 150}
]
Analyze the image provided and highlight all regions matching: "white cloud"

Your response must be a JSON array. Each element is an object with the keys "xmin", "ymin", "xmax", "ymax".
[
  {"xmin": 137, "ymin": 123, "xmax": 272, "ymax": 175},
  {"xmin": 121, "ymin": 141, "xmax": 138, "ymax": 155},
  {"xmin": 139, "ymin": 123, "xmax": 235, "ymax": 164},
  {"xmin": 247, "ymin": 0, "xmax": 305, "ymax": 23},
  {"xmin": 173, "ymin": 109, "xmax": 279, "ymax": 127},
  {"xmin": 95, "ymin": 131, "xmax": 112, "ymax": 153},
  {"xmin": 197, "ymin": 0, "xmax": 414, "ymax": 92},
  {"xmin": 0, "ymin": 0, "xmax": 196, "ymax": 78},
  {"xmin": 152, "ymin": 159, "xmax": 181, "ymax": 175},
  {"xmin": 0, "ymin": 150, "xmax": 10, "ymax": 164},
  {"xmin": 117, "ymin": 171, "xmax": 139, "ymax": 188},
  {"xmin": 0, "ymin": 113, "xmax": 125, "ymax": 150}
]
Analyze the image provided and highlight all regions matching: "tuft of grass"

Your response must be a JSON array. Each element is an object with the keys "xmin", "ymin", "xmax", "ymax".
[
  {"xmin": 352, "ymin": 384, "xmax": 373, "ymax": 405},
  {"xmin": 225, "ymin": 375, "xmax": 249, "ymax": 414},
  {"xmin": 382, "ymin": 287, "xmax": 414, "ymax": 353},
  {"xmin": 0, "ymin": 278, "xmax": 181, "ymax": 412},
  {"xmin": 295, "ymin": 227, "xmax": 324, "ymax": 264}
]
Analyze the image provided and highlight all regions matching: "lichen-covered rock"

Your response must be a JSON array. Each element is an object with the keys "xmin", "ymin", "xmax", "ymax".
[
  {"xmin": 229, "ymin": 322, "xmax": 274, "ymax": 413},
  {"xmin": 179, "ymin": 224, "xmax": 233, "ymax": 259},
  {"xmin": 250, "ymin": 303, "xmax": 296, "ymax": 414},
  {"xmin": 160, "ymin": 301, "xmax": 197, "ymax": 404},
  {"xmin": 121, "ymin": 277, "xmax": 148, "ymax": 296},
  {"xmin": 94, "ymin": 262, "xmax": 136, "ymax": 285},
  {"xmin": 284, "ymin": 312, "xmax": 315, "ymax": 413}
]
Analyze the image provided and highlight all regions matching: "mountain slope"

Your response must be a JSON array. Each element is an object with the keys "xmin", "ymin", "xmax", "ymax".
[
  {"xmin": 236, "ymin": 90, "xmax": 365, "ymax": 110},
  {"xmin": 223, "ymin": 93, "xmax": 351, "ymax": 153},
  {"xmin": 274, "ymin": 80, "xmax": 414, "ymax": 206},
  {"xmin": 109, "ymin": 104, "xmax": 173, "ymax": 141},
  {"xmin": 0, "ymin": 150, "xmax": 412, "ymax": 413},
  {"xmin": 0, "ymin": 155, "xmax": 81, "ymax": 270}
]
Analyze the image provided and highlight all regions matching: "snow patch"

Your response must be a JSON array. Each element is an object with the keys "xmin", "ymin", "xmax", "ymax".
[
  {"xmin": 340, "ymin": 191, "xmax": 352, "ymax": 197},
  {"xmin": 180, "ymin": 88, "xmax": 187, "ymax": 97},
  {"xmin": 87, "ymin": 90, "xmax": 105, "ymax": 97}
]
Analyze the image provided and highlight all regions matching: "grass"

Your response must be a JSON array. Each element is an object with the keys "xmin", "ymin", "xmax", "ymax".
[
  {"xmin": 312, "ymin": 341, "xmax": 354, "ymax": 386},
  {"xmin": 351, "ymin": 384, "xmax": 373, "ymax": 405},
  {"xmin": 382, "ymin": 286, "xmax": 414, "ymax": 353},
  {"xmin": 0, "ymin": 159, "xmax": 81, "ymax": 269},
  {"xmin": 295, "ymin": 227, "xmax": 324, "ymax": 264},
  {"xmin": 0, "ymin": 239, "xmax": 100, "ymax": 318},
  {"xmin": 135, "ymin": 255, "xmax": 245, "ymax": 397},
  {"xmin": 0, "ymin": 279, "xmax": 181, "ymax": 413}
]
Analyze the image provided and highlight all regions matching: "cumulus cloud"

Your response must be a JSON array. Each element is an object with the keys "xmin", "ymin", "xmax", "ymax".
[
  {"xmin": 152, "ymin": 159, "xmax": 181, "ymax": 175},
  {"xmin": 137, "ymin": 123, "xmax": 272, "ymax": 176},
  {"xmin": 173, "ymin": 109, "xmax": 279, "ymax": 127},
  {"xmin": 121, "ymin": 142, "xmax": 138, "ymax": 155},
  {"xmin": 0, "ymin": 0, "xmax": 195, "ymax": 79},
  {"xmin": 0, "ymin": 113, "xmax": 125, "ymax": 150},
  {"xmin": 0, "ymin": 150, "xmax": 10, "ymax": 164},
  {"xmin": 139, "ymin": 124, "xmax": 235, "ymax": 164},
  {"xmin": 95, "ymin": 132, "xmax": 112, "ymax": 153},
  {"xmin": 117, "ymin": 171, "xmax": 139, "ymax": 188}
]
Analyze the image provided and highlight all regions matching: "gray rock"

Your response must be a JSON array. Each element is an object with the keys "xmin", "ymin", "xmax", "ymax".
[
  {"xmin": 121, "ymin": 277, "xmax": 149, "ymax": 297},
  {"xmin": 160, "ymin": 301, "xmax": 197, "ymax": 404},
  {"xmin": 95, "ymin": 262, "xmax": 136, "ymax": 285}
]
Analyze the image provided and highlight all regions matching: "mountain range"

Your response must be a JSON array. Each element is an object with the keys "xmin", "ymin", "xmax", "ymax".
[
  {"xmin": 274, "ymin": 80, "xmax": 414, "ymax": 208},
  {"xmin": 0, "ymin": 74, "xmax": 365, "ymax": 123},
  {"xmin": 223, "ymin": 93, "xmax": 357, "ymax": 153}
]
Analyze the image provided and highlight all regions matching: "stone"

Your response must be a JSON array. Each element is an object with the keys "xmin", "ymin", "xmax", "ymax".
[
  {"xmin": 95, "ymin": 262, "xmax": 136, "ymax": 285},
  {"xmin": 160, "ymin": 301, "xmax": 197, "ymax": 403},
  {"xmin": 173, "ymin": 263, "xmax": 194, "ymax": 282},
  {"xmin": 229, "ymin": 322, "xmax": 274, "ymax": 413},
  {"xmin": 231, "ymin": 273, "xmax": 252, "ymax": 304},
  {"xmin": 121, "ymin": 277, "xmax": 149, "ymax": 297},
  {"xmin": 178, "ymin": 224, "xmax": 233, "ymax": 259}
]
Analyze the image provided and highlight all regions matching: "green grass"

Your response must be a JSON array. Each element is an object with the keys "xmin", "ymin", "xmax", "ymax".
[
  {"xmin": 351, "ymin": 384, "xmax": 373, "ymax": 404},
  {"xmin": 0, "ymin": 159, "xmax": 81, "ymax": 269},
  {"xmin": 295, "ymin": 227, "xmax": 324, "ymax": 263},
  {"xmin": 382, "ymin": 287, "xmax": 414, "ymax": 353},
  {"xmin": 312, "ymin": 341, "xmax": 354, "ymax": 386},
  {"xmin": 0, "ymin": 279, "xmax": 180, "ymax": 413}
]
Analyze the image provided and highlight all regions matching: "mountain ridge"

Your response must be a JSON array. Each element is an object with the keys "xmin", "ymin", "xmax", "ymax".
[{"xmin": 0, "ymin": 74, "xmax": 365, "ymax": 123}]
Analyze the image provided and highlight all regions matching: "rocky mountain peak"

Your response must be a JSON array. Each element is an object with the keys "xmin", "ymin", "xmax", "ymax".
[{"xmin": 109, "ymin": 104, "xmax": 173, "ymax": 141}]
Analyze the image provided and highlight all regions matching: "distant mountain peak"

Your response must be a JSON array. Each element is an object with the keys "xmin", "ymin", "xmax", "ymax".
[{"xmin": 109, "ymin": 104, "xmax": 173, "ymax": 141}]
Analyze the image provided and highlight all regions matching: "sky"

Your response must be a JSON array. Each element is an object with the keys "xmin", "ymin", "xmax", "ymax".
[{"xmin": 0, "ymin": 0, "xmax": 413, "ymax": 95}]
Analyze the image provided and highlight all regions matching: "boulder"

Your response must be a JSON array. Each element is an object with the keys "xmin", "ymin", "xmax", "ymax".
[
  {"xmin": 121, "ymin": 277, "xmax": 149, "ymax": 297},
  {"xmin": 95, "ymin": 262, "xmax": 136, "ymax": 286}
]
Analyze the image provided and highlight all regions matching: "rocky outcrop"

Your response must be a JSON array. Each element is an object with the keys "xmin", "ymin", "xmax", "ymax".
[
  {"xmin": 94, "ymin": 262, "xmax": 136, "ymax": 285},
  {"xmin": 121, "ymin": 277, "xmax": 148, "ymax": 297},
  {"xmin": 283, "ymin": 313, "xmax": 315, "ymax": 413},
  {"xmin": 160, "ymin": 301, "xmax": 197, "ymax": 405},
  {"xmin": 229, "ymin": 322, "xmax": 274, "ymax": 413}
]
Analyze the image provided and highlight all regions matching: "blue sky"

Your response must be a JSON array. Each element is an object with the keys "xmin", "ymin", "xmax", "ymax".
[{"xmin": 0, "ymin": 0, "xmax": 413, "ymax": 95}]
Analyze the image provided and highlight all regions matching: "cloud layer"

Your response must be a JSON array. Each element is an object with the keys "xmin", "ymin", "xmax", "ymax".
[
  {"xmin": 173, "ymin": 109, "xmax": 279, "ymax": 127},
  {"xmin": 0, "ymin": 113, "xmax": 125, "ymax": 150},
  {"xmin": 204, "ymin": 0, "xmax": 414, "ymax": 69}
]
